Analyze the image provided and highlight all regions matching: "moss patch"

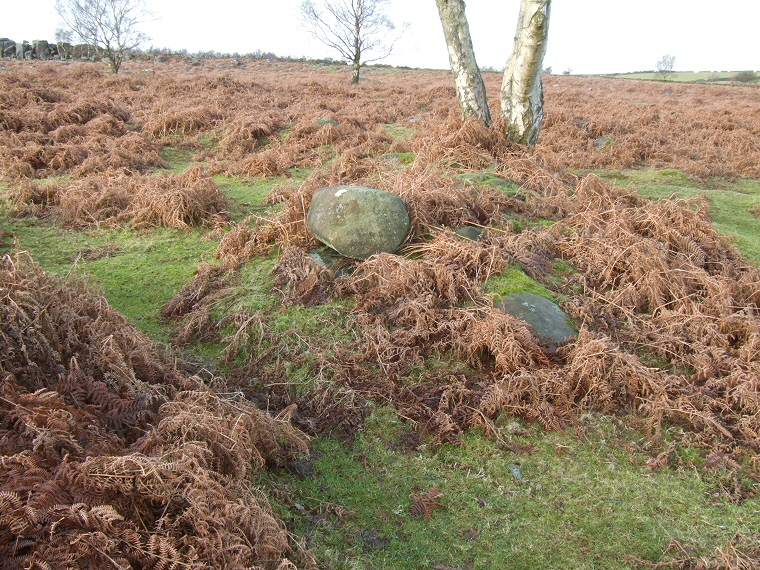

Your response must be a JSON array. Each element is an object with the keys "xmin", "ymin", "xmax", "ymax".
[
  {"xmin": 459, "ymin": 171, "xmax": 522, "ymax": 194},
  {"xmin": 484, "ymin": 264, "xmax": 555, "ymax": 301}
]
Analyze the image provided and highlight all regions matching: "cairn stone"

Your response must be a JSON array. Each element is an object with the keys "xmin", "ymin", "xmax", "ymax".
[
  {"xmin": 496, "ymin": 292, "xmax": 577, "ymax": 344},
  {"xmin": 307, "ymin": 185, "xmax": 410, "ymax": 259}
]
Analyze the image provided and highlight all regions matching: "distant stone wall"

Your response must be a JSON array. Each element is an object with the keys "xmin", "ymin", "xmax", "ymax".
[{"xmin": 0, "ymin": 37, "xmax": 95, "ymax": 60}]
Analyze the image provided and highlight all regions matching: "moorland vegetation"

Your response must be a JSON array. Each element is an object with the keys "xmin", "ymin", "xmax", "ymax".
[{"xmin": 1, "ymin": 56, "xmax": 759, "ymax": 569}]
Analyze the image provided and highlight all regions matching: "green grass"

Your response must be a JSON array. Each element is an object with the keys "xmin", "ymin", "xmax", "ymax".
[
  {"xmin": 81, "ymin": 229, "xmax": 217, "ymax": 338},
  {"xmin": 159, "ymin": 146, "xmax": 195, "ymax": 171},
  {"xmin": 0, "ymin": 212, "xmax": 218, "ymax": 339},
  {"xmin": 263, "ymin": 407, "xmax": 760, "ymax": 570},
  {"xmin": 213, "ymin": 168, "xmax": 311, "ymax": 220},
  {"xmin": 459, "ymin": 171, "xmax": 522, "ymax": 194},
  {"xmin": 214, "ymin": 174, "xmax": 284, "ymax": 221},
  {"xmin": 590, "ymin": 168, "xmax": 760, "ymax": 265},
  {"xmin": 381, "ymin": 152, "xmax": 415, "ymax": 166},
  {"xmin": 598, "ymin": 71, "xmax": 750, "ymax": 84},
  {"xmin": 162, "ymin": 252, "xmax": 359, "ymax": 391},
  {"xmin": 215, "ymin": 174, "xmax": 275, "ymax": 208},
  {"xmin": 382, "ymin": 123, "xmax": 415, "ymax": 141}
]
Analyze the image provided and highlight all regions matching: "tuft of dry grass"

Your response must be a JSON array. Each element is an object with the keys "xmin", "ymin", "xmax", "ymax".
[
  {"xmin": 10, "ymin": 166, "xmax": 228, "ymax": 229},
  {"xmin": 142, "ymin": 104, "xmax": 222, "ymax": 139}
]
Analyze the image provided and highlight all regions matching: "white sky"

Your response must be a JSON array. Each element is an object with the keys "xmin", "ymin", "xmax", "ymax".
[{"xmin": 3, "ymin": 1, "xmax": 759, "ymax": 74}]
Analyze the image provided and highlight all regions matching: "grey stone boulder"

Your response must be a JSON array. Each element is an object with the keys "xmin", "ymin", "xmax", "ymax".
[
  {"xmin": 496, "ymin": 292, "xmax": 576, "ymax": 344},
  {"xmin": 32, "ymin": 40, "xmax": 50, "ymax": 60},
  {"xmin": 307, "ymin": 185, "xmax": 410, "ymax": 259},
  {"xmin": 0, "ymin": 39, "xmax": 13, "ymax": 58}
]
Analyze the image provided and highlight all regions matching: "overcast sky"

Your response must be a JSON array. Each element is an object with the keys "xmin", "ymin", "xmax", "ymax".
[{"xmin": 4, "ymin": 1, "xmax": 759, "ymax": 74}]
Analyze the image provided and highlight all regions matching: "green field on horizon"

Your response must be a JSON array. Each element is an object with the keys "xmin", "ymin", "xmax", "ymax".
[{"xmin": 592, "ymin": 70, "xmax": 757, "ymax": 83}]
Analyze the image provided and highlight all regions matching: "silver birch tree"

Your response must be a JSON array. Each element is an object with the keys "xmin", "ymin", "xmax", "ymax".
[
  {"xmin": 500, "ymin": 0, "xmax": 551, "ymax": 146},
  {"xmin": 434, "ymin": 0, "xmax": 491, "ymax": 125}
]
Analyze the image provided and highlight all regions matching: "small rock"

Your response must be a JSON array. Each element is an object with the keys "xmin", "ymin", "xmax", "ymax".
[
  {"xmin": 495, "ymin": 292, "xmax": 577, "ymax": 344},
  {"xmin": 508, "ymin": 463, "xmax": 523, "ymax": 481},
  {"xmin": 454, "ymin": 226, "xmax": 483, "ymax": 241},
  {"xmin": 314, "ymin": 117, "xmax": 339, "ymax": 127},
  {"xmin": 593, "ymin": 136, "xmax": 614, "ymax": 149},
  {"xmin": 308, "ymin": 247, "xmax": 354, "ymax": 276}
]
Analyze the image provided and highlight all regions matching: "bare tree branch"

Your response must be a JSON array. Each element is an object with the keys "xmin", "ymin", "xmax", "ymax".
[
  {"xmin": 55, "ymin": 0, "xmax": 152, "ymax": 73},
  {"xmin": 657, "ymin": 54, "xmax": 676, "ymax": 81},
  {"xmin": 300, "ymin": 0, "xmax": 405, "ymax": 83}
]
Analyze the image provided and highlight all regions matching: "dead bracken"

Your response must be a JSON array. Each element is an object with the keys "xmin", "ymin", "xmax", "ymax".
[{"xmin": 1, "ymin": 56, "xmax": 759, "ymax": 568}]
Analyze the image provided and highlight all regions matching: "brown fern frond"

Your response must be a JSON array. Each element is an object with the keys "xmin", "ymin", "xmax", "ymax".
[
  {"xmin": 271, "ymin": 247, "xmax": 336, "ymax": 306},
  {"xmin": 409, "ymin": 486, "xmax": 444, "ymax": 520}
]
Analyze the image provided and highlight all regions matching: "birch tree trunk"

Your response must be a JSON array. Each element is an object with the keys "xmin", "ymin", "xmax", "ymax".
[
  {"xmin": 501, "ymin": 0, "xmax": 551, "ymax": 146},
  {"xmin": 435, "ymin": 0, "xmax": 491, "ymax": 125}
]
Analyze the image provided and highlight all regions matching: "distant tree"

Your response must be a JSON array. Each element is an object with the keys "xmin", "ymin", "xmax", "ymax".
[
  {"xmin": 55, "ymin": 27, "xmax": 74, "ymax": 45},
  {"xmin": 562, "ymin": 67, "xmax": 571, "ymax": 76},
  {"xmin": 300, "ymin": 0, "xmax": 405, "ymax": 84},
  {"xmin": 656, "ymin": 54, "xmax": 676, "ymax": 80},
  {"xmin": 55, "ymin": 0, "xmax": 152, "ymax": 74},
  {"xmin": 543, "ymin": 65, "xmax": 552, "ymax": 74},
  {"xmin": 733, "ymin": 70, "xmax": 758, "ymax": 84}
]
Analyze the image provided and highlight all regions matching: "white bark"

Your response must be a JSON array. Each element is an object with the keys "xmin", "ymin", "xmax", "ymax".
[
  {"xmin": 501, "ymin": 0, "xmax": 550, "ymax": 146},
  {"xmin": 435, "ymin": 0, "xmax": 491, "ymax": 125}
]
